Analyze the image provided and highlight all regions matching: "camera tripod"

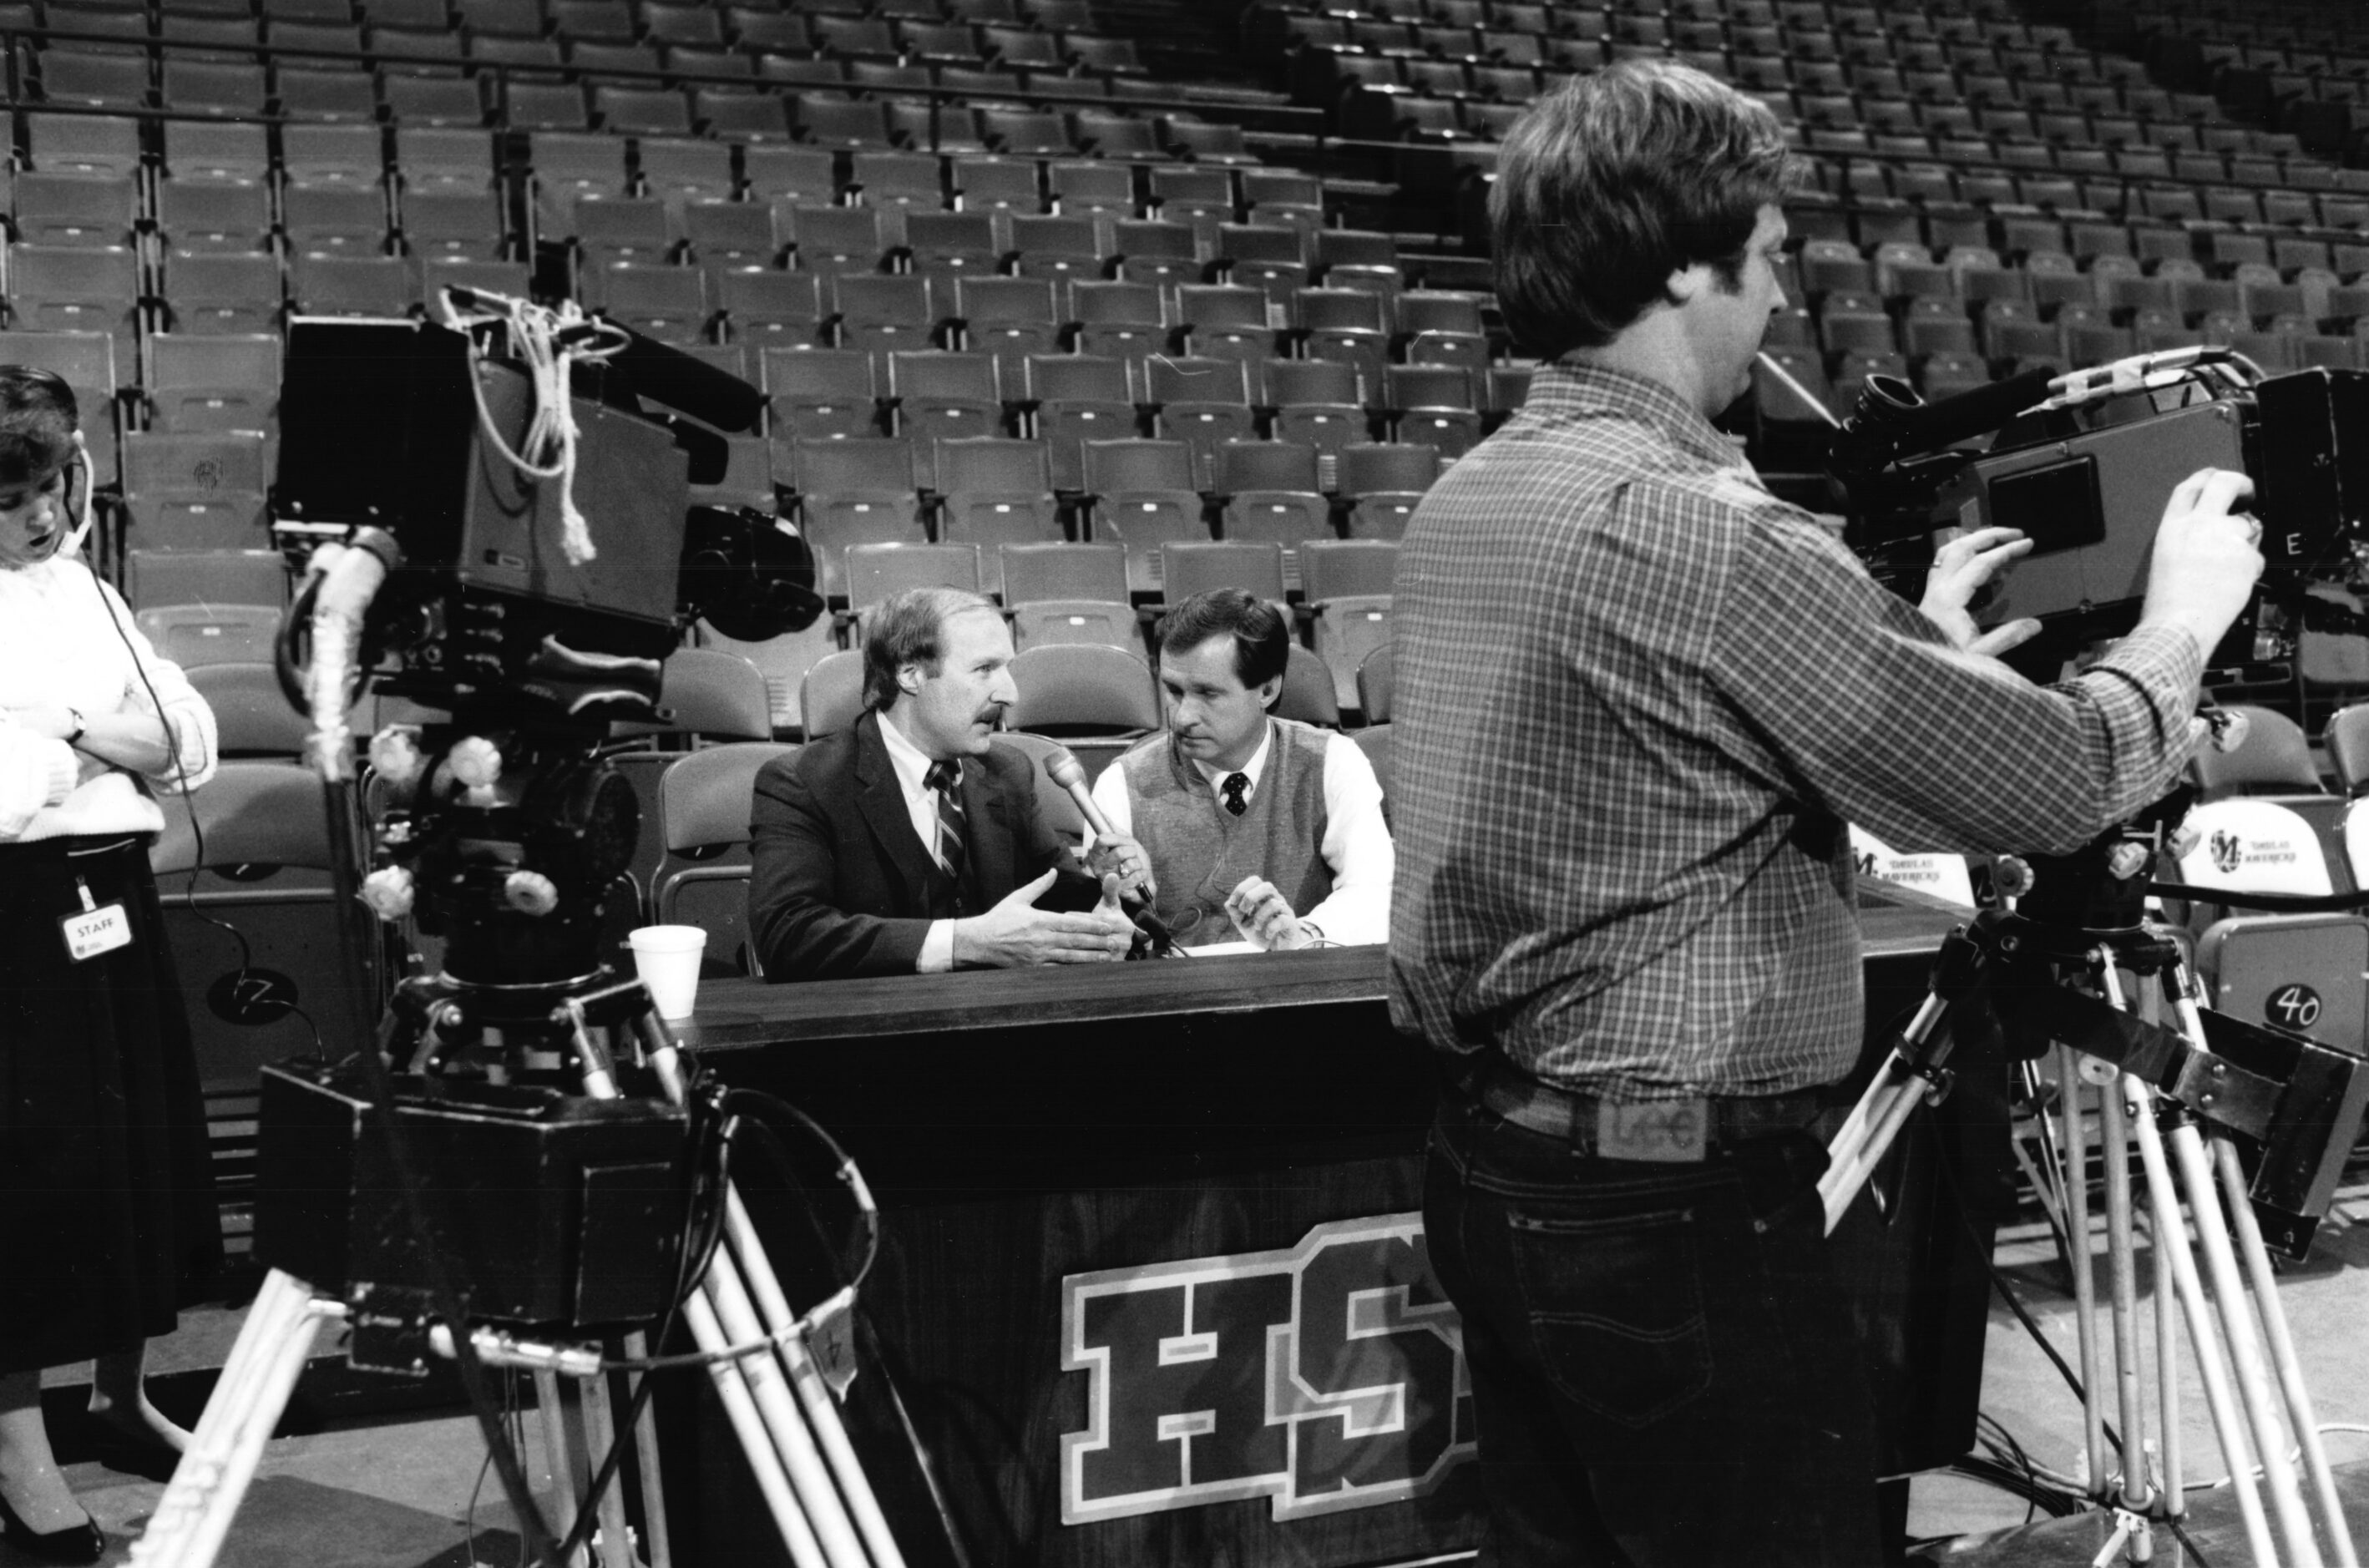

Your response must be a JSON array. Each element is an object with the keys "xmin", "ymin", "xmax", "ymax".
[
  {"xmin": 130, "ymin": 962, "xmax": 910, "ymax": 1568},
  {"xmin": 1823, "ymin": 826, "xmax": 2366, "ymax": 1565}
]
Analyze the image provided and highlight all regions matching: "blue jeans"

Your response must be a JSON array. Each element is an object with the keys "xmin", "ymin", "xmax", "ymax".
[{"xmin": 1424, "ymin": 1090, "xmax": 1884, "ymax": 1567}]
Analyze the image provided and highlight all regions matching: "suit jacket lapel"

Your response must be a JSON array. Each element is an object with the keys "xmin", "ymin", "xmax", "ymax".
[
  {"xmin": 853, "ymin": 711, "xmax": 940, "ymax": 903},
  {"xmin": 964, "ymin": 753, "xmax": 1020, "ymax": 901}
]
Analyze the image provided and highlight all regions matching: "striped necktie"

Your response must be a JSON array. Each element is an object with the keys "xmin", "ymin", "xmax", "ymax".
[{"xmin": 924, "ymin": 759, "xmax": 966, "ymax": 881}]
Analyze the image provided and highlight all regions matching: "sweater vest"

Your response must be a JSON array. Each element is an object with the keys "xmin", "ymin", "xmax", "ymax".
[{"xmin": 1118, "ymin": 718, "xmax": 1334, "ymax": 943}]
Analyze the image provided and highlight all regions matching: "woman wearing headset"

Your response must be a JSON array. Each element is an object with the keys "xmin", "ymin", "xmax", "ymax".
[{"xmin": 0, "ymin": 368, "xmax": 222, "ymax": 1563}]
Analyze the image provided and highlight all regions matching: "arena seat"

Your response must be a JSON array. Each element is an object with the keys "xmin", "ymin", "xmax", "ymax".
[
  {"xmin": 1002, "ymin": 542, "xmax": 1137, "ymax": 654},
  {"xmin": 150, "ymin": 760, "xmax": 356, "ymax": 1094},
  {"xmin": 1355, "ymin": 641, "xmax": 1394, "ymax": 726},
  {"xmin": 934, "ymin": 438, "xmax": 1062, "ymax": 590},
  {"xmin": 656, "ymin": 741, "xmax": 802, "ymax": 978},
  {"xmin": 1005, "ymin": 641, "xmax": 1161, "ymax": 735},
  {"xmin": 1084, "ymin": 438, "xmax": 1207, "ymax": 593},
  {"xmin": 797, "ymin": 647, "xmax": 867, "ymax": 740},
  {"xmin": 1162, "ymin": 539, "xmax": 1287, "ymax": 607},
  {"xmin": 190, "ymin": 662, "xmax": 311, "ymax": 757},
  {"xmin": 1336, "ymin": 443, "xmax": 1438, "ymax": 540}
]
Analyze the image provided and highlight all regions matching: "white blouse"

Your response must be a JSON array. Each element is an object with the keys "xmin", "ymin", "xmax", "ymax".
[{"xmin": 0, "ymin": 554, "xmax": 219, "ymax": 842}]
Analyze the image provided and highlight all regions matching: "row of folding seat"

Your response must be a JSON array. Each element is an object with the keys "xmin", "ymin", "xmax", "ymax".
[
  {"xmin": 16, "ymin": 0, "xmax": 1106, "ymax": 35},
  {"xmin": 760, "ymin": 433, "xmax": 1438, "ymax": 598},
  {"xmin": 1792, "ymin": 235, "xmax": 2363, "ymax": 304},
  {"xmin": 9, "ymin": 115, "xmax": 1320, "ymax": 229},
  {"xmin": 748, "ymin": 350, "xmax": 1508, "ymax": 468},
  {"xmin": 1781, "ymin": 314, "xmax": 2369, "ymax": 377},
  {"xmin": 1778, "ymin": 190, "xmax": 2369, "ymax": 269},
  {"xmin": 1794, "ymin": 156, "xmax": 2369, "ymax": 219},
  {"xmin": 6, "ymin": 167, "xmax": 515, "ymax": 255},
  {"xmin": 31, "ymin": 3, "xmax": 1124, "ymax": 58},
  {"xmin": 27, "ymin": 50, "xmax": 1193, "ymax": 140}
]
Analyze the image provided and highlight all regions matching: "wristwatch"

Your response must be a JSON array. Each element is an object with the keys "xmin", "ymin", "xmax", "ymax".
[{"xmin": 63, "ymin": 708, "xmax": 86, "ymax": 748}]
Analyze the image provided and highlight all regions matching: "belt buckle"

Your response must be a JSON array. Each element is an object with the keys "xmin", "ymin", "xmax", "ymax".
[{"xmin": 1595, "ymin": 1096, "xmax": 1709, "ymax": 1163}]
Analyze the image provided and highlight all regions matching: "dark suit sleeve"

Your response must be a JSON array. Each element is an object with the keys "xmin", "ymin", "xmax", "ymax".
[
  {"xmin": 995, "ymin": 746, "xmax": 1105, "ymax": 913},
  {"xmin": 747, "ymin": 752, "xmax": 935, "ymax": 981}
]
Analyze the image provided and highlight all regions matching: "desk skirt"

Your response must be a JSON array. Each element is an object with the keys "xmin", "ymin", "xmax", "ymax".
[{"xmin": 0, "ymin": 833, "xmax": 220, "ymax": 1373}]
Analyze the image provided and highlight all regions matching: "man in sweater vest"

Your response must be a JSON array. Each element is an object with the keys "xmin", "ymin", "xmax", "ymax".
[{"xmin": 1091, "ymin": 589, "xmax": 1393, "ymax": 949}]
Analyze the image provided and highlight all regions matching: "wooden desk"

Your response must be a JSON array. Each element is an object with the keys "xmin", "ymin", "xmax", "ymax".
[{"xmin": 665, "ymin": 903, "xmax": 1977, "ymax": 1568}]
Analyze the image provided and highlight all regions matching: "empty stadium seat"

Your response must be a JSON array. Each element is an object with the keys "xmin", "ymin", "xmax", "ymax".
[
  {"xmin": 934, "ymin": 438, "xmax": 1061, "ymax": 591},
  {"xmin": 1085, "ymin": 438, "xmax": 1206, "ymax": 593},
  {"xmin": 1001, "ymin": 541, "xmax": 1137, "ymax": 653}
]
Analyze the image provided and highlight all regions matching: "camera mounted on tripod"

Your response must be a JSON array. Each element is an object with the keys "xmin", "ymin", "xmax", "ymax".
[
  {"xmin": 270, "ymin": 294, "xmax": 824, "ymax": 984},
  {"xmin": 1828, "ymin": 348, "xmax": 2369, "ymax": 684}
]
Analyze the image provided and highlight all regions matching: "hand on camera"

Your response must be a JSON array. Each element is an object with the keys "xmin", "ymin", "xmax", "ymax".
[
  {"xmin": 1920, "ymin": 526, "xmax": 2040, "ymax": 659},
  {"xmin": 2143, "ymin": 468, "xmax": 2265, "ymax": 660},
  {"xmin": 953, "ymin": 868, "xmax": 1134, "ymax": 968}
]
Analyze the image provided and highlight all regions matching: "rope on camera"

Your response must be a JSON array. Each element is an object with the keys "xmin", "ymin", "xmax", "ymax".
[{"xmin": 437, "ymin": 284, "xmax": 633, "ymax": 569}]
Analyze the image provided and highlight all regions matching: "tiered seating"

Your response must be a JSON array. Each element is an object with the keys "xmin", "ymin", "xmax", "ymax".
[
  {"xmin": 1244, "ymin": 0, "xmax": 2369, "ymax": 470},
  {"xmin": 6, "ymin": 0, "xmax": 1465, "ymax": 700}
]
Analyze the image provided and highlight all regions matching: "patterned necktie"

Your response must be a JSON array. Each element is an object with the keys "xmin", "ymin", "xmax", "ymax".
[
  {"xmin": 924, "ymin": 760, "xmax": 966, "ymax": 880},
  {"xmin": 1222, "ymin": 772, "xmax": 1249, "ymax": 817}
]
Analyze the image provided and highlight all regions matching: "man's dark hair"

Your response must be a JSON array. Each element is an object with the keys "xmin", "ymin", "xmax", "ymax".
[
  {"xmin": 1491, "ymin": 61, "xmax": 1799, "ymax": 359},
  {"xmin": 0, "ymin": 366, "xmax": 80, "ymax": 488},
  {"xmin": 863, "ymin": 585, "xmax": 1000, "ymax": 711},
  {"xmin": 1160, "ymin": 588, "xmax": 1289, "ymax": 691}
]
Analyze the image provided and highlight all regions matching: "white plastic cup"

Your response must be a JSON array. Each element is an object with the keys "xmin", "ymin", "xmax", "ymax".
[{"xmin": 628, "ymin": 924, "xmax": 707, "ymax": 1020}]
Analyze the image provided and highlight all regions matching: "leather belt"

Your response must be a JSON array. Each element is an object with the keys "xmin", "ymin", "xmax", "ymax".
[{"xmin": 1456, "ymin": 1056, "xmax": 1825, "ymax": 1161}]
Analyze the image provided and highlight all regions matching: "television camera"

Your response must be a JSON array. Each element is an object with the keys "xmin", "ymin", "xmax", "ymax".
[
  {"xmin": 1826, "ymin": 348, "xmax": 2369, "ymax": 684},
  {"xmin": 127, "ymin": 296, "xmax": 912, "ymax": 1568},
  {"xmin": 271, "ymin": 297, "xmax": 821, "ymax": 988},
  {"xmin": 1815, "ymin": 349, "xmax": 2369, "ymax": 1564}
]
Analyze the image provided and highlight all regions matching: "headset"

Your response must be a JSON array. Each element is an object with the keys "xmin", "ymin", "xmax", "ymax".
[{"xmin": 0, "ymin": 365, "xmax": 94, "ymax": 556}]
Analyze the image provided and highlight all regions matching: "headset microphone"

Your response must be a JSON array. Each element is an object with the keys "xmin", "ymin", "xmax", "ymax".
[{"xmin": 63, "ymin": 429, "xmax": 95, "ymax": 557}]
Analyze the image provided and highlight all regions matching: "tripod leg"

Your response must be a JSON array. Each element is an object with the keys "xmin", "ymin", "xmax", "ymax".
[
  {"xmin": 681, "ymin": 1290, "xmax": 834, "ymax": 1568},
  {"xmin": 2091, "ymin": 959, "xmax": 2154, "ymax": 1520},
  {"xmin": 2142, "ymin": 974, "xmax": 2182, "ymax": 1520},
  {"xmin": 577, "ymin": 1368, "xmax": 635, "ymax": 1568},
  {"xmin": 2155, "ymin": 1184, "xmax": 2184, "ymax": 1519},
  {"xmin": 1822, "ymin": 993, "xmax": 1956, "ymax": 1231},
  {"xmin": 2214, "ymin": 1136, "xmax": 2360, "ymax": 1568},
  {"xmin": 639, "ymin": 1017, "xmax": 904, "ymax": 1568},
  {"xmin": 2167, "ymin": 1120, "xmax": 2325, "ymax": 1568},
  {"xmin": 2127, "ymin": 1079, "xmax": 2280, "ymax": 1566},
  {"xmin": 699, "ymin": 1255, "xmax": 873, "ymax": 1567},
  {"xmin": 130, "ymin": 1272, "xmax": 332, "ymax": 1568},
  {"xmin": 533, "ymin": 1368, "xmax": 585, "ymax": 1567},
  {"xmin": 2058, "ymin": 1044, "xmax": 2109, "ymax": 1501},
  {"xmin": 620, "ymin": 1332, "xmax": 674, "ymax": 1568},
  {"xmin": 610, "ymin": 1015, "xmax": 853, "ymax": 1568},
  {"xmin": 722, "ymin": 1186, "xmax": 909, "ymax": 1568},
  {"xmin": 2099, "ymin": 1076, "xmax": 2151, "ymax": 1513}
]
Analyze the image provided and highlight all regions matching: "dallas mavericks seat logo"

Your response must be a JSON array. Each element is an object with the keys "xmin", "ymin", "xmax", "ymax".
[
  {"xmin": 2210, "ymin": 828, "xmax": 2244, "ymax": 876},
  {"xmin": 1059, "ymin": 1214, "xmax": 1475, "ymax": 1525}
]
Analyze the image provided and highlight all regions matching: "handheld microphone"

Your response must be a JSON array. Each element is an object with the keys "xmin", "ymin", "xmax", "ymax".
[{"xmin": 1043, "ymin": 747, "xmax": 1176, "ymax": 952}]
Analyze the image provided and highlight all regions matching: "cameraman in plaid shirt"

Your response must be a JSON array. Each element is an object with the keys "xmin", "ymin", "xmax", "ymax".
[{"xmin": 1390, "ymin": 62, "xmax": 2265, "ymax": 1565}]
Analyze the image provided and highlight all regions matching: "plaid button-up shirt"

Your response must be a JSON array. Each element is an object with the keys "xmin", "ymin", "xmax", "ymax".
[{"xmin": 1388, "ymin": 361, "xmax": 2204, "ymax": 1099}]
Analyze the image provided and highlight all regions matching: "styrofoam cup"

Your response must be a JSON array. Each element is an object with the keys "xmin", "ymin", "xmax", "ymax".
[{"xmin": 628, "ymin": 924, "xmax": 707, "ymax": 1020}]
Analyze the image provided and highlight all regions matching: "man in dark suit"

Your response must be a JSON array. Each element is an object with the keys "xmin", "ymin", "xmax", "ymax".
[{"xmin": 748, "ymin": 586, "xmax": 1143, "ymax": 980}]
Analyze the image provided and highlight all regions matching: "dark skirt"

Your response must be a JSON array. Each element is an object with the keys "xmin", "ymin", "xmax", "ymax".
[{"xmin": 0, "ymin": 833, "xmax": 221, "ymax": 1373}]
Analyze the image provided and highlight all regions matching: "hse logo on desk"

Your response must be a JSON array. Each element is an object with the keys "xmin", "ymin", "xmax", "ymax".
[{"xmin": 1059, "ymin": 1214, "xmax": 1474, "ymax": 1525}]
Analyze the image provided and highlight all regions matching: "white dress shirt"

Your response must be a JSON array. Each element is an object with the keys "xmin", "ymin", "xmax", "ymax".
[
  {"xmin": 1091, "ymin": 722, "xmax": 1394, "ymax": 945},
  {"xmin": 876, "ymin": 709, "xmax": 962, "ymax": 973},
  {"xmin": 0, "ymin": 554, "xmax": 218, "ymax": 842}
]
